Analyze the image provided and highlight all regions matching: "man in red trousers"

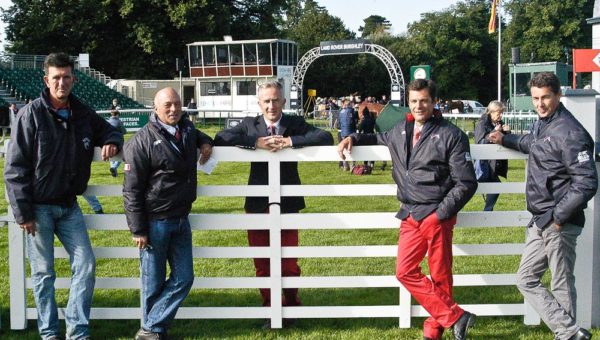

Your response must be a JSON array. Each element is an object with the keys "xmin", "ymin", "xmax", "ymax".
[{"xmin": 338, "ymin": 79, "xmax": 477, "ymax": 340}]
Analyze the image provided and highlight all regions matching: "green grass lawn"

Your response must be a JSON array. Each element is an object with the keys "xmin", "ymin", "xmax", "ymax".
[{"xmin": 0, "ymin": 127, "xmax": 596, "ymax": 339}]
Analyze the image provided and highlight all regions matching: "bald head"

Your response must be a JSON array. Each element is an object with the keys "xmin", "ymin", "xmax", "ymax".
[{"xmin": 154, "ymin": 87, "xmax": 182, "ymax": 126}]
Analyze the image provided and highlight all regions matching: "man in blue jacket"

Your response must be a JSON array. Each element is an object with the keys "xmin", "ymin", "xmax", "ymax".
[
  {"xmin": 488, "ymin": 72, "xmax": 597, "ymax": 340},
  {"xmin": 4, "ymin": 52, "xmax": 123, "ymax": 340}
]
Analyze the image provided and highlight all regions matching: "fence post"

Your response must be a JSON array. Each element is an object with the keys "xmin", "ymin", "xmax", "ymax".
[
  {"xmin": 562, "ymin": 89, "xmax": 600, "ymax": 328},
  {"xmin": 9, "ymin": 222, "xmax": 27, "ymax": 329},
  {"xmin": 398, "ymin": 285, "xmax": 411, "ymax": 328},
  {"xmin": 268, "ymin": 158, "xmax": 283, "ymax": 328}
]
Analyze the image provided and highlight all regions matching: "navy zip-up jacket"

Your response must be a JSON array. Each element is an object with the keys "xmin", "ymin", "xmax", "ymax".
[
  {"xmin": 5, "ymin": 88, "xmax": 124, "ymax": 224},
  {"xmin": 502, "ymin": 103, "xmax": 598, "ymax": 227},
  {"xmin": 351, "ymin": 112, "xmax": 477, "ymax": 221}
]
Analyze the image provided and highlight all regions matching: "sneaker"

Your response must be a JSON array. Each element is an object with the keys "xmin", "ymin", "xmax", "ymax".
[
  {"xmin": 135, "ymin": 328, "xmax": 163, "ymax": 340},
  {"xmin": 110, "ymin": 167, "xmax": 118, "ymax": 177}
]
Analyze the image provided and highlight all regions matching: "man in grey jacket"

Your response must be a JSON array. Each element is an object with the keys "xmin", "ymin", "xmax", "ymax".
[
  {"xmin": 488, "ymin": 72, "xmax": 597, "ymax": 340},
  {"xmin": 338, "ymin": 79, "xmax": 477, "ymax": 340},
  {"xmin": 4, "ymin": 52, "xmax": 123, "ymax": 340}
]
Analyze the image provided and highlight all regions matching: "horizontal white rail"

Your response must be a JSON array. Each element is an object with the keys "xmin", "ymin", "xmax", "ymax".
[{"xmin": 8, "ymin": 144, "xmax": 542, "ymax": 330}]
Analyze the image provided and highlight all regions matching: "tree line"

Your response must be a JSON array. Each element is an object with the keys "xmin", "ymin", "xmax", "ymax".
[{"xmin": 0, "ymin": 0, "xmax": 593, "ymax": 104}]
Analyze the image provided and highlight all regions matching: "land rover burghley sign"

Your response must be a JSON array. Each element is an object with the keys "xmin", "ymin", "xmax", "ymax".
[{"xmin": 320, "ymin": 39, "xmax": 369, "ymax": 55}]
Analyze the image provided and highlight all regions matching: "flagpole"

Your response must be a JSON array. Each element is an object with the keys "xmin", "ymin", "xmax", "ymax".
[{"xmin": 497, "ymin": 1, "xmax": 502, "ymax": 101}]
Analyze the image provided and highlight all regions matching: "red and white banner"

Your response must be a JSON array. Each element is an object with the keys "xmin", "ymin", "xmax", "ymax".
[{"xmin": 573, "ymin": 49, "xmax": 600, "ymax": 72}]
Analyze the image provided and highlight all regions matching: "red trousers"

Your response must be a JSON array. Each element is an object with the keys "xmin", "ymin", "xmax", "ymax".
[
  {"xmin": 396, "ymin": 213, "xmax": 463, "ymax": 340},
  {"xmin": 248, "ymin": 228, "xmax": 301, "ymax": 307}
]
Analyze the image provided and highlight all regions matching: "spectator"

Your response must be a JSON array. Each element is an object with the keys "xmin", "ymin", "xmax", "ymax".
[
  {"xmin": 214, "ymin": 80, "xmax": 332, "ymax": 329},
  {"xmin": 83, "ymin": 195, "xmax": 104, "ymax": 214},
  {"xmin": 379, "ymin": 94, "xmax": 389, "ymax": 105},
  {"xmin": 108, "ymin": 109, "xmax": 127, "ymax": 177},
  {"xmin": 488, "ymin": 72, "xmax": 597, "ymax": 340},
  {"xmin": 338, "ymin": 79, "xmax": 478, "ymax": 340},
  {"xmin": 4, "ymin": 52, "xmax": 122, "ymax": 340},
  {"xmin": 474, "ymin": 100, "xmax": 510, "ymax": 211},
  {"xmin": 123, "ymin": 87, "xmax": 213, "ymax": 340},
  {"xmin": 186, "ymin": 97, "xmax": 198, "ymax": 124},
  {"xmin": 110, "ymin": 98, "xmax": 121, "ymax": 110},
  {"xmin": 358, "ymin": 106, "xmax": 375, "ymax": 170},
  {"xmin": 8, "ymin": 102, "xmax": 17, "ymax": 126},
  {"xmin": 336, "ymin": 100, "xmax": 356, "ymax": 171}
]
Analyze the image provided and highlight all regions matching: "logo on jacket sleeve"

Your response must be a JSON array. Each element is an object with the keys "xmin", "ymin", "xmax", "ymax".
[
  {"xmin": 82, "ymin": 137, "xmax": 91, "ymax": 150},
  {"xmin": 124, "ymin": 163, "xmax": 131, "ymax": 171},
  {"xmin": 577, "ymin": 150, "xmax": 590, "ymax": 163}
]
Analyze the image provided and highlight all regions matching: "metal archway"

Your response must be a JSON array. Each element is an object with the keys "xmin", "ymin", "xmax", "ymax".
[{"xmin": 289, "ymin": 42, "xmax": 406, "ymax": 110}]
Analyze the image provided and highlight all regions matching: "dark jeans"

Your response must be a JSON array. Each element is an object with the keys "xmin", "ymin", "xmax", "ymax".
[{"xmin": 481, "ymin": 174, "xmax": 501, "ymax": 211}]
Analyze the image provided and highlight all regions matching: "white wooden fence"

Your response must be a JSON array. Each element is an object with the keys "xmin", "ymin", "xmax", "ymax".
[{"xmin": 9, "ymin": 144, "xmax": 552, "ymax": 330}]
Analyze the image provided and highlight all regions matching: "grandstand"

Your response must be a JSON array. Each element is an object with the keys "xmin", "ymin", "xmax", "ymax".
[{"xmin": 0, "ymin": 67, "xmax": 144, "ymax": 110}]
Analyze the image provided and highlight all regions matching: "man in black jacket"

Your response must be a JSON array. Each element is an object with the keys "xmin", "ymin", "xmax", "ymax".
[
  {"xmin": 488, "ymin": 72, "xmax": 597, "ymax": 340},
  {"xmin": 214, "ymin": 80, "xmax": 333, "ymax": 327},
  {"xmin": 338, "ymin": 79, "xmax": 477, "ymax": 340},
  {"xmin": 123, "ymin": 87, "xmax": 213, "ymax": 340},
  {"xmin": 4, "ymin": 52, "xmax": 123, "ymax": 340}
]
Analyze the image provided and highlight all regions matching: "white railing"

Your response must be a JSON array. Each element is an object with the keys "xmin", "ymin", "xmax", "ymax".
[{"xmin": 8, "ymin": 144, "xmax": 553, "ymax": 330}]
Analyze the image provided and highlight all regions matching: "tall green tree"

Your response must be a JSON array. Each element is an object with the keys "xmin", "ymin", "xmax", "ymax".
[
  {"xmin": 504, "ymin": 0, "xmax": 593, "ymax": 64},
  {"xmin": 393, "ymin": 0, "xmax": 499, "ymax": 103},
  {"xmin": 1, "ymin": 0, "xmax": 287, "ymax": 79},
  {"xmin": 359, "ymin": 15, "xmax": 391, "ymax": 39},
  {"xmin": 284, "ymin": 0, "xmax": 358, "ymax": 98}
]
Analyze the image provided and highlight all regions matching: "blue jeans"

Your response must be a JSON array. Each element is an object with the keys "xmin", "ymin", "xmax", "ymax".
[
  {"xmin": 141, "ymin": 216, "xmax": 194, "ymax": 333},
  {"xmin": 27, "ymin": 203, "xmax": 96, "ymax": 340},
  {"xmin": 481, "ymin": 174, "xmax": 501, "ymax": 211},
  {"xmin": 82, "ymin": 195, "xmax": 102, "ymax": 212}
]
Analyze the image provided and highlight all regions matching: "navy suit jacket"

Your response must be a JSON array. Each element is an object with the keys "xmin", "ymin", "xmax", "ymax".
[{"xmin": 214, "ymin": 114, "xmax": 333, "ymax": 213}]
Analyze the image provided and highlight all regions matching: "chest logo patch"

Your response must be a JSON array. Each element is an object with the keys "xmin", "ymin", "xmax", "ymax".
[
  {"xmin": 577, "ymin": 150, "xmax": 590, "ymax": 163},
  {"xmin": 82, "ymin": 137, "xmax": 91, "ymax": 150}
]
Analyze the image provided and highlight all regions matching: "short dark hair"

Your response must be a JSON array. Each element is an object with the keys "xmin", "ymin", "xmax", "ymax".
[
  {"xmin": 528, "ymin": 72, "xmax": 561, "ymax": 95},
  {"xmin": 44, "ymin": 53, "xmax": 74, "ymax": 75},
  {"xmin": 407, "ymin": 79, "xmax": 437, "ymax": 100}
]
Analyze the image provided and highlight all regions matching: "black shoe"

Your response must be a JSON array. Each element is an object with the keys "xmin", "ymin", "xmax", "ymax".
[
  {"xmin": 110, "ymin": 167, "xmax": 118, "ymax": 177},
  {"xmin": 453, "ymin": 311, "xmax": 476, "ymax": 340},
  {"xmin": 135, "ymin": 328, "xmax": 163, "ymax": 340},
  {"xmin": 570, "ymin": 328, "xmax": 592, "ymax": 340},
  {"xmin": 94, "ymin": 209, "xmax": 104, "ymax": 214}
]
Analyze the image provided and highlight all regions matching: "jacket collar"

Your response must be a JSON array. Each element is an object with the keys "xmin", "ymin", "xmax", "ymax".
[{"xmin": 40, "ymin": 87, "xmax": 87, "ymax": 122}]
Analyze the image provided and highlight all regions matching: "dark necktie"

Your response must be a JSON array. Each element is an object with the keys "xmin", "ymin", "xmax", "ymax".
[
  {"xmin": 268, "ymin": 125, "xmax": 276, "ymax": 136},
  {"xmin": 175, "ymin": 129, "xmax": 181, "ymax": 142}
]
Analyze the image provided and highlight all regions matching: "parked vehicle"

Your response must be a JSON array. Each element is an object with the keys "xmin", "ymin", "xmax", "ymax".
[{"xmin": 457, "ymin": 100, "xmax": 485, "ymax": 115}]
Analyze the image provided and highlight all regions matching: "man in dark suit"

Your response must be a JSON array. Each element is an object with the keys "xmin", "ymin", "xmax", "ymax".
[{"xmin": 214, "ymin": 80, "xmax": 333, "ymax": 327}]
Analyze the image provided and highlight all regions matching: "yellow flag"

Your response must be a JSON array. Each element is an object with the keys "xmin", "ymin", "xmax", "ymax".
[{"xmin": 488, "ymin": 0, "xmax": 498, "ymax": 34}]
